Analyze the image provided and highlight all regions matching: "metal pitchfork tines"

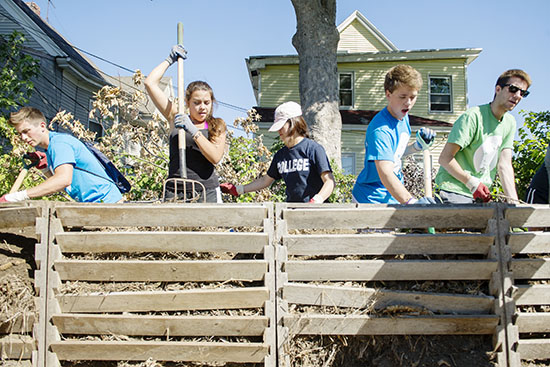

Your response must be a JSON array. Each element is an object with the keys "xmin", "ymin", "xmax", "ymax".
[{"xmin": 162, "ymin": 178, "xmax": 206, "ymax": 203}]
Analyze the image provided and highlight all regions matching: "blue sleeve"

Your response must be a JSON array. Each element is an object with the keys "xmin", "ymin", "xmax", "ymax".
[
  {"xmin": 49, "ymin": 141, "xmax": 76, "ymax": 169},
  {"xmin": 267, "ymin": 152, "xmax": 281, "ymax": 180},
  {"xmin": 313, "ymin": 143, "xmax": 332, "ymax": 174},
  {"xmin": 367, "ymin": 127, "xmax": 395, "ymax": 162}
]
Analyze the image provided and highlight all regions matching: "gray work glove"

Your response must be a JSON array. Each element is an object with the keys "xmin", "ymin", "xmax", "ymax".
[
  {"xmin": 174, "ymin": 114, "xmax": 199, "ymax": 137},
  {"xmin": 165, "ymin": 45, "xmax": 187, "ymax": 65}
]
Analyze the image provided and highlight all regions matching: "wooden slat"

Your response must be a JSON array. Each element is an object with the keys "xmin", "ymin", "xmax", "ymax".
[
  {"xmin": 52, "ymin": 314, "xmax": 269, "ymax": 336},
  {"xmin": 517, "ymin": 339, "xmax": 550, "ymax": 360},
  {"xmin": 282, "ymin": 205, "xmax": 495, "ymax": 230},
  {"xmin": 283, "ymin": 314, "xmax": 499, "ymax": 335},
  {"xmin": 283, "ymin": 283, "xmax": 494, "ymax": 314},
  {"xmin": 0, "ymin": 314, "xmax": 35, "ymax": 334},
  {"xmin": 0, "ymin": 335, "xmax": 34, "ymax": 359},
  {"xmin": 0, "ymin": 207, "xmax": 40, "ymax": 229},
  {"xmin": 511, "ymin": 258, "xmax": 550, "ymax": 280},
  {"xmin": 54, "ymin": 204, "xmax": 267, "ymax": 227},
  {"xmin": 509, "ymin": 232, "xmax": 550, "ymax": 254},
  {"xmin": 54, "ymin": 259, "xmax": 268, "ymax": 281},
  {"xmin": 285, "ymin": 233, "xmax": 494, "ymax": 255},
  {"xmin": 285, "ymin": 260, "xmax": 498, "ymax": 281},
  {"xmin": 506, "ymin": 205, "xmax": 550, "ymax": 228},
  {"xmin": 57, "ymin": 287, "xmax": 269, "ymax": 313},
  {"xmin": 516, "ymin": 313, "xmax": 550, "ymax": 333},
  {"xmin": 56, "ymin": 231, "xmax": 268, "ymax": 253},
  {"xmin": 514, "ymin": 285, "xmax": 550, "ymax": 305},
  {"xmin": 50, "ymin": 340, "xmax": 268, "ymax": 362}
]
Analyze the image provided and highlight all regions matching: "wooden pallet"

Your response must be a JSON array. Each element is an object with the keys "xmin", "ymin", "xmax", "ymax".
[
  {"xmin": 505, "ymin": 205, "xmax": 550, "ymax": 365},
  {"xmin": 39, "ymin": 203, "xmax": 276, "ymax": 367},
  {"xmin": 275, "ymin": 203, "xmax": 508, "ymax": 367},
  {"xmin": 0, "ymin": 204, "xmax": 41, "ymax": 366}
]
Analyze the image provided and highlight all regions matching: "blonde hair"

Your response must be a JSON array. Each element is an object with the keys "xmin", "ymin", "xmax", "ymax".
[
  {"xmin": 185, "ymin": 81, "xmax": 227, "ymax": 140},
  {"xmin": 9, "ymin": 106, "xmax": 45, "ymax": 127},
  {"xmin": 384, "ymin": 64, "xmax": 423, "ymax": 93}
]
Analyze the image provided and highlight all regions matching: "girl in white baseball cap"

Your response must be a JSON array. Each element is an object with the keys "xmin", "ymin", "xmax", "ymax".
[{"xmin": 221, "ymin": 102, "xmax": 335, "ymax": 203}]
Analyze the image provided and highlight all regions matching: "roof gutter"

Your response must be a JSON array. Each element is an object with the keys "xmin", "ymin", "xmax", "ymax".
[{"xmin": 55, "ymin": 57, "xmax": 106, "ymax": 89}]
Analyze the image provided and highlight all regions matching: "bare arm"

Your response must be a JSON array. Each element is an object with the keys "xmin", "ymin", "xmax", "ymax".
[
  {"xmin": 144, "ymin": 60, "xmax": 176, "ymax": 128},
  {"xmin": 438, "ymin": 142, "xmax": 471, "ymax": 184},
  {"xmin": 26, "ymin": 164, "xmax": 73, "ymax": 198},
  {"xmin": 194, "ymin": 130, "xmax": 227, "ymax": 165},
  {"xmin": 316, "ymin": 171, "xmax": 335, "ymax": 202},
  {"xmin": 243, "ymin": 175, "xmax": 276, "ymax": 194},
  {"xmin": 375, "ymin": 160, "xmax": 413, "ymax": 204},
  {"xmin": 498, "ymin": 148, "xmax": 518, "ymax": 203}
]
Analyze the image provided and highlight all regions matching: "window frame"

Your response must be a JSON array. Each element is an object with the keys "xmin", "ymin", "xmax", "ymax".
[
  {"xmin": 341, "ymin": 152, "xmax": 356, "ymax": 175},
  {"xmin": 428, "ymin": 75, "xmax": 453, "ymax": 113},
  {"xmin": 338, "ymin": 72, "xmax": 354, "ymax": 110}
]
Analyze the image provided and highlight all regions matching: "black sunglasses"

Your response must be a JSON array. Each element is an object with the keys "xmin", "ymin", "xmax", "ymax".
[{"xmin": 504, "ymin": 84, "xmax": 530, "ymax": 98}]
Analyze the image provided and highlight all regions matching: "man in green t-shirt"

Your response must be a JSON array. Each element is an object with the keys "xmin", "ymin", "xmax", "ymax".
[{"xmin": 435, "ymin": 69, "xmax": 531, "ymax": 204}]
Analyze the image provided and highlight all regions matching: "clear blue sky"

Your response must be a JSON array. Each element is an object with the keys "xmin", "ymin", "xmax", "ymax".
[{"xmin": 32, "ymin": 0, "xmax": 549, "ymax": 133}]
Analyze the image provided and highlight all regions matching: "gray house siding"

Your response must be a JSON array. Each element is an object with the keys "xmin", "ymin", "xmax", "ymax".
[{"xmin": 0, "ymin": 0, "xmax": 104, "ymax": 130}]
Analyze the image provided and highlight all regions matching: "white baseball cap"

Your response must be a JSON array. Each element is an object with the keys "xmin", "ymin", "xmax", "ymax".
[{"xmin": 269, "ymin": 101, "xmax": 302, "ymax": 132}]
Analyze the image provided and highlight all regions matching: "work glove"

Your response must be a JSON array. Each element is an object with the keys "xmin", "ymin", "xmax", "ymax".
[
  {"xmin": 165, "ymin": 45, "xmax": 187, "ymax": 65},
  {"xmin": 309, "ymin": 194, "xmax": 324, "ymax": 203},
  {"xmin": 414, "ymin": 127, "xmax": 436, "ymax": 151},
  {"xmin": 220, "ymin": 183, "xmax": 244, "ymax": 197},
  {"xmin": 466, "ymin": 176, "xmax": 491, "ymax": 203},
  {"xmin": 24, "ymin": 151, "xmax": 47, "ymax": 170},
  {"xmin": 174, "ymin": 114, "xmax": 199, "ymax": 138},
  {"xmin": 406, "ymin": 196, "xmax": 436, "ymax": 205},
  {"xmin": 0, "ymin": 190, "xmax": 29, "ymax": 203}
]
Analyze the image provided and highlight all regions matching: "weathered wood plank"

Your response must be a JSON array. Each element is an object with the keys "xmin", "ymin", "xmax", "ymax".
[
  {"xmin": 0, "ymin": 207, "xmax": 40, "ymax": 229},
  {"xmin": 0, "ymin": 314, "xmax": 35, "ymax": 334},
  {"xmin": 285, "ymin": 233, "xmax": 494, "ymax": 255},
  {"xmin": 506, "ymin": 205, "xmax": 550, "ymax": 228},
  {"xmin": 514, "ymin": 285, "xmax": 550, "ymax": 305},
  {"xmin": 56, "ymin": 231, "xmax": 268, "ymax": 253},
  {"xmin": 516, "ymin": 313, "xmax": 550, "ymax": 333},
  {"xmin": 58, "ymin": 287, "xmax": 269, "ymax": 313},
  {"xmin": 54, "ymin": 204, "xmax": 267, "ymax": 227},
  {"xmin": 283, "ymin": 314, "xmax": 499, "ymax": 335},
  {"xmin": 282, "ymin": 205, "xmax": 495, "ymax": 230},
  {"xmin": 49, "ymin": 340, "xmax": 269, "ymax": 362},
  {"xmin": 54, "ymin": 260, "xmax": 268, "ymax": 281},
  {"xmin": 52, "ymin": 314, "xmax": 269, "ymax": 336},
  {"xmin": 517, "ymin": 339, "xmax": 550, "ymax": 360},
  {"xmin": 0, "ymin": 335, "xmax": 34, "ymax": 359},
  {"xmin": 509, "ymin": 232, "xmax": 550, "ymax": 254},
  {"xmin": 511, "ymin": 258, "xmax": 550, "ymax": 280},
  {"xmin": 285, "ymin": 260, "xmax": 498, "ymax": 281},
  {"xmin": 283, "ymin": 283, "xmax": 494, "ymax": 314}
]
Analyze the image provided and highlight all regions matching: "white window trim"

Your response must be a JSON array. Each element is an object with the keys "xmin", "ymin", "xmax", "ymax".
[
  {"xmin": 338, "ymin": 71, "xmax": 354, "ymax": 110},
  {"xmin": 428, "ymin": 75, "xmax": 453, "ymax": 114}
]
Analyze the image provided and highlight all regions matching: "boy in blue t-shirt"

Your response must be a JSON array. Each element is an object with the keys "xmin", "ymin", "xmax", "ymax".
[
  {"xmin": 1, "ymin": 107, "xmax": 122, "ymax": 203},
  {"xmin": 352, "ymin": 64, "xmax": 436, "ymax": 204}
]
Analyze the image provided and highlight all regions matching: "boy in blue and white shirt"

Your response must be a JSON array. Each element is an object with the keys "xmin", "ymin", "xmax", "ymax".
[{"xmin": 352, "ymin": 64, "xmax": 435, "ymax": 205}]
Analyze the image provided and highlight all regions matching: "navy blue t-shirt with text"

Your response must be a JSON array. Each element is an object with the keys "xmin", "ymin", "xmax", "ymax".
[{"xmin": 267, "ymin": 138, "xmax": 332, "ymax": 202}]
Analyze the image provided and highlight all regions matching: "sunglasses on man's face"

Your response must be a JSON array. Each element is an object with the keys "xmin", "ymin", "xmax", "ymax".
[{"xmin": 504, "ymin": 84, "xmax": 530, "ymax": 98}]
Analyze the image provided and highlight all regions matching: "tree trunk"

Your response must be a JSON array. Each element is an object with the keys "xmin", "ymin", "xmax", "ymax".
[{"xmin": 290, "ymin": 0, "xmax": 342, "ymax": 167}]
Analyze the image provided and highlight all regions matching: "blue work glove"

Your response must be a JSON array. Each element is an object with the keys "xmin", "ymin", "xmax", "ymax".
[
  {"xmin": 165, "ymin": 45, "xmax": 187, "ymax": 65},
  {"xmin": 406, "ymin": 196, "xmax": 436, "ymax": 205},
  {"xmin": 414, "ymin": 127, "xmax": 436, "ymax": 150},
  {"xmin": 174, "ymin": 114, "xmax": 199, "ymax": 137}
]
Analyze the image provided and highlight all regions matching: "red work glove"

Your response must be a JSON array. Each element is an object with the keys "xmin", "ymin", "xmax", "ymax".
[
  {"xmin": 24, "ymin": 151, "xmax": 47, "ymax": 169},
  {"xmin": 220, "ymin": 183, "xmax": 243, "ymax": 196},
  {"xmin": 0, "ymin": 195, "xmax": 8, "ymax": 203},
  {"xmin": 472, "ymin": 183, "xmax": 491, "ymax": 202}
]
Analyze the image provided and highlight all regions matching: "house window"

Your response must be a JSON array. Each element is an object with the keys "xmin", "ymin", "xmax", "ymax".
[
  {"xmin": 341, "ymin": 152, "xmax": 356, "ymax": 175},
  {"xmin": 88, "ymin": 99, "xmax": 103, "ymax": 140},
  {"xmin": 339, "ymin": 72, "xmax": 353, "ymax": 108},
  {"xmin": 429, "ymin": 76, "xmax": 452, "ymax": 112}
]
